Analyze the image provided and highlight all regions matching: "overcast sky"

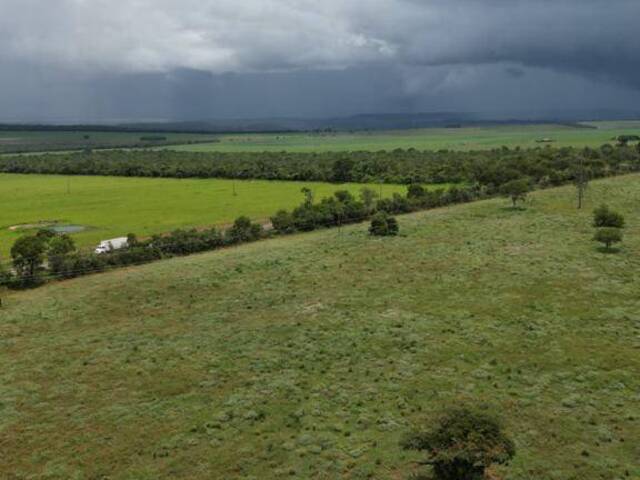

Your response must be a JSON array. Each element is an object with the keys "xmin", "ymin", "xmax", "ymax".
[{"xmin": 1, "ymin": 0, "xmax": 639, "ymax": 123}]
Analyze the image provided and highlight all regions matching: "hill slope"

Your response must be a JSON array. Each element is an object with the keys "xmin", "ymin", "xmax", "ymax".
[{"xmin": 2, "ymin": 176, "xmax": 639, "ymax": 479}]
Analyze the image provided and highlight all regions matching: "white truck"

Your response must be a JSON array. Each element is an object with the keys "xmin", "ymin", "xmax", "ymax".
[{"xmin": 95, "ymin": 237, "xmax": 128, "ymax": 254}]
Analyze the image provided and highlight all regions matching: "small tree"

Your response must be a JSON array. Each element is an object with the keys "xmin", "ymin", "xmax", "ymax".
[
  {"xmin": 593, "ymin": 227, "xmax": 623, "ymax": 251},
  {"xmin": 402, "ymin": 408, "xmax": 515, "ymax": 480},
  {"xmin": 499, "ymin": 178, "xmax": 530, "ymax": 208},
  {"xmin": 369, "ymin": 212, "xmax": 399, "ymax": 236},
  {"xmin": 11, "ymin": 235, "xmax": 48, "ymax": 286},
  {"xmin": 593, "ymin": 205, "xmax": 625, "ymax": 229}
]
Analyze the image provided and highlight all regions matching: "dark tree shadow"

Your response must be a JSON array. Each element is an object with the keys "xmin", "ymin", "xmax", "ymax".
[{"xmin": 596, "ymin": 246, "xmax": 621, "ymax": 254}]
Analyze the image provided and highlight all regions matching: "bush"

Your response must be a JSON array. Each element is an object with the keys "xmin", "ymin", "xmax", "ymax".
[
  {"xmin": 593, "ymin": 205, "xmax": 625, "ymax": 228},
  {"xmin": 401, "ymin": 407, "xmax": 515, "ymax": 480},
  {"xmin": 271, "ymin": 209, "xmax": 296, "ymax": 234},
  {"xmin": 226, "ymin": 216, "xmax": 263, "ymax": 244},
  {"xmin": 593, "ymin": 227, "xmax": 623, "ymax": 251},
  {"xmin": 369, "ymin": 212, "xmax": 399, "ymax": 236}
]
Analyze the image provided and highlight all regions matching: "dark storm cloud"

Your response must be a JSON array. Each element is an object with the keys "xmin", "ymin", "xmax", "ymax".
[
  {"xmin": 2, "ymin": 0, "xmax": 638, "ymax": 85},
  {"xmin": 0, "ymin": 1, "xmax": 639, "ymax": 121}
]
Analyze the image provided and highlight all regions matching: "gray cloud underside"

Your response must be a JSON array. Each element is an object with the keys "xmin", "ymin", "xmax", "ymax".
[{"xmin": 1, "ymin": 0, "xmax": 639, "ymax": 87}]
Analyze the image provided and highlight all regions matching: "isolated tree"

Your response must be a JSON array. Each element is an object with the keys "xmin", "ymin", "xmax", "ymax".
[
  {"xmin": 11, "ymin": 235, "xmax": 48, "ymax": 285},
  {"xmin": 593, "ymin": 227, "xmax": 623, "ymax": 251},
  {"xmin": 402, "ymin": 407, "xmax": 515, "ymax": 480},
  {"xmin": 499, "ymin": 178, "xmax": 530, "ymax": 208},
  {"xmin": 369, "ymin": 212, "xmax": 399, "ymax": 236},
  {"xmin": 593, "ymin": 205, "xmax": 625, "ymax": 229},
  {"xmin": 573, "ymin": 157, "xmax": 590, "ymax": 209}
]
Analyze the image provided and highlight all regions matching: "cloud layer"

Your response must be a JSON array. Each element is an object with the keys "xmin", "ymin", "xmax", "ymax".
[{"xmin": 1, "ymin": 0, "xmax": 639, "ymax": 87}]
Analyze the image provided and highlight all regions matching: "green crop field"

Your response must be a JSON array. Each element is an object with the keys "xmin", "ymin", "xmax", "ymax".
[
  {"xmin": 0, "ymin": 130, "xmax": 218, "ymax": 154},
  {"xmin": 2, "ymin": 174, "xmax": 638, "ymax": 479},
  {"xmin": 0, "ymin": 174, "xmax": 410, "ymax": 257},
  {"xmin": 167, "ymin": 121, "xmax": 640, "ymax": 153}
]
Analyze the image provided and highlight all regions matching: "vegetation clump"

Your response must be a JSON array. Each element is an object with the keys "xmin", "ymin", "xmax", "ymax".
[
  {"xmin": 402, "ymin": 408, "xmax": 515, "ymax": 480},
  {"xmin": 369, "ymin": 212, "xmax": 399, "ymax": 236},
  {"xmin": 592, "ymin": 205, "xmax": 625, "ymax": 251},
  {"xmin": 499, "ymin": 178, "xmax": 530, "ymax": 208},
  {"xmin": 593, "ymin": 204, "xmax": 625, "ymax": 229},
  {"xmin": 593, "ymin": 227, "xmax": 623, "ymax": 251}
]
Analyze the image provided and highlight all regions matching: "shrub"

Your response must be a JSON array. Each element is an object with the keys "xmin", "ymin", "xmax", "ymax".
[
  {"xmin": 593, "ymin": 227, "xmax": 623, "ymax": 251},
  {"xmin": 407, "ymin": 183, "xmax": 426, "ymax": 199},
  {"xmin": 226, "ymin": 216, "xmax": 263, "ymax": 244},
  {"xmin": 271, "ymin": 210, "xmax": 296, "ymax": 234},
  {"xmin": 593, "ymin": 205, "xmax": 625, "ymax": 228},
  {"xmin": 369, "ymin": 212, "xmax": 399, "ymax": 236},
  {"xmin": 402, "ymin": 407, "xmax": 515, "ymax": 480}
]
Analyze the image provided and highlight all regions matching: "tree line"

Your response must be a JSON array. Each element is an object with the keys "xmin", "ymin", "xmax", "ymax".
[
  {"xmin": 0, "ymin": 183, "xmax": 481, "ymax": 289},
  {"xmin": 2, "ymin": 143, "xmax": 640, "ymax": 191}
]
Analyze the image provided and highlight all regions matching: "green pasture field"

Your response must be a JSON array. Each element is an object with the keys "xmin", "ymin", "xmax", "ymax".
[
  {"xmin": 0, "ymin": 174, "xmax": 410, "ymax": 257},
  {"xmin": 0, "ymin": 130, "xmax": 218, "ymax": 154},
  {"xmin": 168, "ymin": 121, "xmax": 640, "ymax": 153},
  {"xmin": 1, "ymin": 174, "xmax": 638, "ymax": 479}
]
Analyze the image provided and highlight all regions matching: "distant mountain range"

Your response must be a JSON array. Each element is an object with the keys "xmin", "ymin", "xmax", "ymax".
[{"xmin": 2, "ymin": 110, "xmax": 639, "ymax": 134}]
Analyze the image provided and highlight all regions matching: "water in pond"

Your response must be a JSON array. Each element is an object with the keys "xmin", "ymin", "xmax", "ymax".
[{"xmin": 51, "ymin": 225, "xmax": 86, "ymax": 234}]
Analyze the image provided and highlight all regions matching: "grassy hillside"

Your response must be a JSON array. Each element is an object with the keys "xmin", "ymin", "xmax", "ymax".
[
  {"xmin": 1, "ymin": 175, "xmax": 639, "ymax": 479},
  {"xmin": 169, "ymin": 122, "xmax": 640, "ymax": 153},
  {"xmin": 0, "ymin": 174, "xmax": 407, "ymax": 256}
]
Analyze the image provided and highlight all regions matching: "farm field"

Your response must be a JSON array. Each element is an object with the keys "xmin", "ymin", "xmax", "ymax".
[
  {"xmin": 0, "ymin": 130, "xmax": 218, "ymax": 154},
  {"xmin": 168, "ymin": 121, "xmax": 640, "ymax": 153},
  {"xmin": 0, "ymin": 174, "xmax": 409, "ymax": 256},
  {"xmin": 1, "ymin": 174, "xmax": 639, "ymax": 479}
]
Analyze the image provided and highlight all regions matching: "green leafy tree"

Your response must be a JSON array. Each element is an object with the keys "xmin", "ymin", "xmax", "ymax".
[
  {"xmin": 593, "ymin": 205, "xmax": 625, "ymax": 228},
  {"xmin": 369, "ymin": 212, "xmax": 399, "ymax": 236},
  {"xmin": 593, "ymin": 227, "xmax": 623, "ymax": 251},
  {"xmin": 48, "ymin": 234, "xmax": 77, "ymax": 274},
  {"xmin": 402, "ymin": 408, "xmax": 515, "ymax": 480},
  {"xmin": 11, "ymin": 235, "xmax": 48, "ymax": 285},
  {"xmin": 499, "ymin": 178, "xmax": 530, "ymax": 208}
]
